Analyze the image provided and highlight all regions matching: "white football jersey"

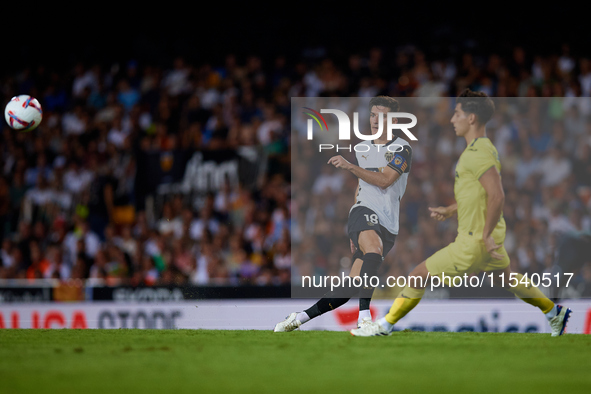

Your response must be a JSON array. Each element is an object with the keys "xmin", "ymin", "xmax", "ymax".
[{"xmin": 350, "ymin": 137, "xmax": 412, "ymax": 235}]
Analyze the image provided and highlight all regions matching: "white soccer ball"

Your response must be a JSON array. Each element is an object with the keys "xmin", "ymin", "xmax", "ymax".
[{"xmin": 4, "ymin": 95, "xmax": 43, "ymax": 131}]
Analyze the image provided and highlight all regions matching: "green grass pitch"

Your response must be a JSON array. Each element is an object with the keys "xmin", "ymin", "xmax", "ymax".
[{"xmin": 1, "ymin": 329, "xmax": 590, "ymax": 393}]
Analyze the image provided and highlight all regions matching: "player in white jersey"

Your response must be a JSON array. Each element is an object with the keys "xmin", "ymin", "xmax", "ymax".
[
  {"xmin": 275, "ymin": 96, "xmax": 413, "ymax": 332},
  {"xmin": 351, "ymin": 138, "xmax": 411, "ymax": 236}
]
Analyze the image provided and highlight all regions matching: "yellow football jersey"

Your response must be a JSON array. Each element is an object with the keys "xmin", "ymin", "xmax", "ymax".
[{"xmin": 454, "ymin": 137, "xmax": 506, "ymax": 242}]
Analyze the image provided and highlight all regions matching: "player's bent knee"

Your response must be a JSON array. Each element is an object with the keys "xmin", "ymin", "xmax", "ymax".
[
  {"xmin": 408, "ymin": 261, "xmax": 429, "ymax": 288},
  {"xmin": 409, "ymin": 261, "xmax": 428, "ymax": 276},
  {"xmin": 358, "ymin": 230, "xmax": 383, "ymax": 255}
]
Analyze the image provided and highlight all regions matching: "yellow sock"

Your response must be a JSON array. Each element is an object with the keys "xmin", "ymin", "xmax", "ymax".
[
  {"xmin": 385, "ymin": 286, "xmax": 425, "ymax": 325},
  {"xmin": 506, "ymin": 273, "xmax": 555, "ymax": 314}
]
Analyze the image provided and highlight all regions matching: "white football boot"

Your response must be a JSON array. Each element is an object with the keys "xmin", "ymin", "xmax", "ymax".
[
  {"xmin": 350, "ymin": 320, "xmax": 391, "ymax": 337},
  {"xmin": 357, "ymin": 317, "xmax": 374, "ymax": 329},
  {"xmin": 549, "ymin": 305, "xmax": 572, "ymax": 337},
  {"xmin": 273, "ymin": 312, "xmax": 302, "ymax": 332}
]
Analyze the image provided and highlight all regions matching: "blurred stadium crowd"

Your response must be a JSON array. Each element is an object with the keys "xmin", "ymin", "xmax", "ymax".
[{"xmin": 0, "ymin": 44, "xmax": 590, "ymax": 295}]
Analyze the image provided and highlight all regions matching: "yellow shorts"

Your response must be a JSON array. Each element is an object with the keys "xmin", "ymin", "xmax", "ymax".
[{"xmin": 425, "ymin": 234, "xmax": 510, "ymax": 278}]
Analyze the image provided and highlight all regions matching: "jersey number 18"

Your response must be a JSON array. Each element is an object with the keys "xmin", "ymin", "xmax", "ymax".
[{"xmin": 364, "ymin": 214, "xmax": 379, "ymax": 224}]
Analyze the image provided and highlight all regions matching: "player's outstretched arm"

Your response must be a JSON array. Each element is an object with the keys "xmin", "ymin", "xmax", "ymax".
[
  {"xmin": 479, "ymin": 166, "xmax": 505, "ymax": 260},
  {"xmin": 428, "ymin": 203, "xmax": 457, "ymax": 221},
  {"xmin": 327, "ymin": 155, "xmax": 401, "ymax": 189}
]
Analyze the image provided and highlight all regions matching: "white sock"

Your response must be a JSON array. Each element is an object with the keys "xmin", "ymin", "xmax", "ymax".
[
  {"xmin": 378, "ymin": 317, "xmax": 394, "ymax": 331},
  {"xmin": 545, "ymin": 304, "xmax": 558, "ymax": 321},
  {"xmin": 358, "ymin": 309, "xmax": 372, "ymax": 322},
  {"xmin": 296, "ymin": 312, "xmax": 310, "ymax": 324}
]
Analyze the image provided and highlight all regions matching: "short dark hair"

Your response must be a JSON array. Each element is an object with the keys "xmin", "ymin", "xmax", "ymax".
[
  {"xmin": 456, "ymin": 89, "xmax": 495, "ymax": 125},
  {"xmin": 369, "ymin": 96, "xmax": 400, "ymax": 112}
]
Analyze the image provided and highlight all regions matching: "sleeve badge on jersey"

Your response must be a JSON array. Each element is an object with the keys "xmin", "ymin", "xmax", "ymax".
[{"xmin": 390, "ymin": 154, "xmax": 407, "ymax": 173}]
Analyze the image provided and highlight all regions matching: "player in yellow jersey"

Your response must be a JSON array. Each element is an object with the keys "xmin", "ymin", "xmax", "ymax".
[{"xmin": 351, "ymin": 89, "xmax": 572, "ymax": 337}]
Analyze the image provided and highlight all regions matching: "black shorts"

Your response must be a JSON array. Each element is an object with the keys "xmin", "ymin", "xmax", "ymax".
[{"xmin": 347, "ymin": 206, "xmax": 396, "ymax": 257}]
